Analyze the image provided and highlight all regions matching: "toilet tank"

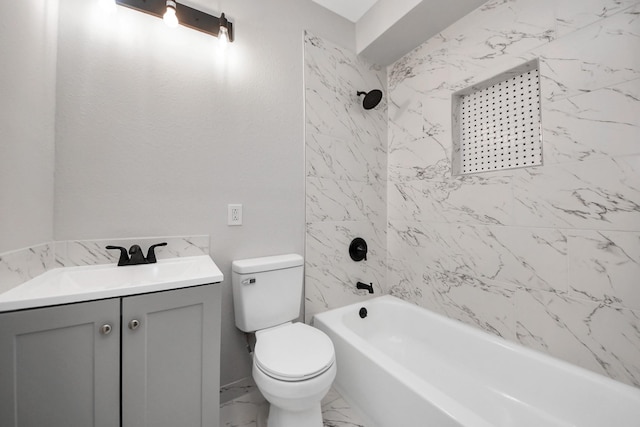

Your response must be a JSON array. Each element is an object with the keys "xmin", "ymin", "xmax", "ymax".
[{"xmin": 232, "ymin": 254, "xmax": 304, "ymax": 333}]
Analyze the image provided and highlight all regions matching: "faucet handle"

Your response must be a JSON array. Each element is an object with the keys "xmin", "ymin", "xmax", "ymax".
[
  {"xmin": 106, "ymin": 245, "xmax": 129, "ymax": 266},
  {"xmin": 128, "ymin": 245, "xmax": 147, "ymax": 264},
  {"xmin": 146, "ymin": 242, "xmax": 167, "ymax": 264}
]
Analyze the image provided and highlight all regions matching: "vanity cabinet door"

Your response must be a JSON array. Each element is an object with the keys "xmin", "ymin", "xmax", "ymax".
[
  {"xmin": 121, "ymin": 284, "xmax": 221, "ymax": 427},
  {"xmin": 0, "ymin": 298, "xmax": 121, "ymax": 427}
]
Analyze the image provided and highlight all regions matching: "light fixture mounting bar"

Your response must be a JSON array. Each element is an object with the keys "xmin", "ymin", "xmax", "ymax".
[{"xmin": 115, "ymin": 0, "xmax": 234, "ymax": 41}]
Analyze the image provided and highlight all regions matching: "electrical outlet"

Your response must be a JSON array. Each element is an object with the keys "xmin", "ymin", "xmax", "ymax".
[{"xmin": 228, "ymin": 204, "xmax": 242, "ymax": 226}]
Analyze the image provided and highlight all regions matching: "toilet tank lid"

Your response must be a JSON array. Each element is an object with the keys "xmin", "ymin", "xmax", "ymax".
[{"xmin": 232, "ymin": 254, "xmax": 303, "ymax": 274}]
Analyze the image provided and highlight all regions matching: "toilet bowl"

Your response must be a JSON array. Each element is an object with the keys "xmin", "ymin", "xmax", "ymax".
[
  {"xmin": 252, "ymin": 323, "xmax": 336, "ymax": 427},
  {"xmin": 231, "ymin": 255, "xmax": 336, "ymax": 427},
  {"xmin": 253, "ymin": 323, "xmax": 336, "ymax": 427}
]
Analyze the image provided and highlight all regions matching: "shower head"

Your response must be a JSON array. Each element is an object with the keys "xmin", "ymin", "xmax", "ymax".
[{"xmin": 357, "ymin": 89, "xmax": 383, "ymax": 110}]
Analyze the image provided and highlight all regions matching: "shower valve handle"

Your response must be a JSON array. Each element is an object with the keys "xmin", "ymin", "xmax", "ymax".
[{"xmin": 349, "ymin": 237, "xmax": 368, "ymax": 262}]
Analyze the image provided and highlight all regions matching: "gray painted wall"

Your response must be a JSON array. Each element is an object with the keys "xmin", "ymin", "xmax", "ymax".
[{"xmin": 0, "ymin": 0, "xmax": 57, "ymax": 253}]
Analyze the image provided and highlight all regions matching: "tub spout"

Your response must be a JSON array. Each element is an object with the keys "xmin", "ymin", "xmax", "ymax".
[{"xmin": 356, "ymin": 281, "xmax": 374, "ymax": 294}]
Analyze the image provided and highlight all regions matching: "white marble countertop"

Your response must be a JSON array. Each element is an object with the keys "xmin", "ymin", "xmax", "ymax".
[{"xmin": 0, "ymin": 255, "xmax": 224, "ymax": 312}]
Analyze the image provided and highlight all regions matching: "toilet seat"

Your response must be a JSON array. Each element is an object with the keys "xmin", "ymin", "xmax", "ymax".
[{"xmin": 254, "ymin": 322, "xmax": 335, "ymax": 382}]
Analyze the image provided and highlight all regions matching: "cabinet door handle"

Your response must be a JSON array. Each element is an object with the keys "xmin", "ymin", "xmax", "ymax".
[
  {"xmin": 128, "ymin": 319, "xmax": 141, "ymax": 330},
  {"xmin": 100, "ymin": 324, "xmax": 112, "ymax": 335}
]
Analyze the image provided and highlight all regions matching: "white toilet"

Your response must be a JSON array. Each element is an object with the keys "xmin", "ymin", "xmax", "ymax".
[{"xmin": 232, "ymin": 254, "xmax": 336, "ymax": 427}]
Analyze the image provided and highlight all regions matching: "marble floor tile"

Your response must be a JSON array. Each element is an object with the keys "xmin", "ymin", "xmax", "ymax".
[
  {"xmin": 220, "ymin": 390, "xmax": 266, "ymax": 427},
  {"xmin": 221, "ymin": 377, "xmax": 257, "ymax": 404},
  {"xmin": 220, "ymin": 386, "xmax": 367, "ymax": 427},
  {"xmin": 321, "ymin": 388, "xmax": 368, "ymax": 427}
]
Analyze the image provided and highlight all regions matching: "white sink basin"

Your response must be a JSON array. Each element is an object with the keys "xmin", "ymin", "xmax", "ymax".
[
  {"xmin": 63, "ymin": 257, "xmax": 202, "ymax": 289},
  {"xmin": 0, "ymin": 256, "xmax": 223, "ymax": 312}
]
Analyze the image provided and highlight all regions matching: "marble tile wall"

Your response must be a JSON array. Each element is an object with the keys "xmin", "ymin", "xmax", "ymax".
[
  {"xmin": 304, "ymin": 32, "xmax": 387, "ymax": 322},
  {"xmin": 387, "ymin": 0, "xmax": 640, "ymax": 387},
  {"xmin": 0, "ymin": 235, "xmax": 209, "ymax": 294}
]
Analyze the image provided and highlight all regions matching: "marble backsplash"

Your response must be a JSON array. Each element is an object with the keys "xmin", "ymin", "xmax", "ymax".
[
  {"xmin": 0, "ymin": 243, "xmax": 53, "ymax": 295},
  {"xmin": 53, "ymin": 235, "xmax": 209, "ymax": 267},
  {"xmin": 0, "ymin": 235, "xmax": 209, "ymax": 295},
  {"xmin": 386, "ymin": 0, "xmax": 640, "ymax": 387}
]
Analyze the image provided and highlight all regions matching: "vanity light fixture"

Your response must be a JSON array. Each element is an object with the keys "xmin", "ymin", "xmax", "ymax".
[{"xmin": 115, "ymin": 0, "xmax": 234, "ymax": 42}]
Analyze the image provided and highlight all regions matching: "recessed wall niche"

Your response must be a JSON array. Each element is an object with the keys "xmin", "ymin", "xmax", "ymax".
[{"xmin": 451, "ymin": 59, "xmax": 542, "ymax": 175}]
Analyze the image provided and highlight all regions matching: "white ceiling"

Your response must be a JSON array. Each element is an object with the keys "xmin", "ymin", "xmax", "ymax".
[
  {"xmin": 311, "ymin": 0, "xmax": 379, "ymax": 23},
  {"xmin": 312, "ymin": 0, "xmax": 488, "ymax": 65}
]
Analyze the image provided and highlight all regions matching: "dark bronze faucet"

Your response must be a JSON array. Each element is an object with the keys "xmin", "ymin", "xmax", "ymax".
[{"xmin": 106, "ymin": 242, "xmax": 167, "ymax": 266}]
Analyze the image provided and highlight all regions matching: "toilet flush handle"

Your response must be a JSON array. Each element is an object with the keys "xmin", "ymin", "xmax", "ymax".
[{"xmin": 241, "ymin": 278, "xmax": 256, "ymax": 285}]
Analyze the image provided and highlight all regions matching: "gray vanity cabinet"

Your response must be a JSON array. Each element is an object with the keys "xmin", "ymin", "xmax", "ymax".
[
  {"xmin": 0, "ymin": 284, "xmax": 221, "ymax": 427},
  {"xmin": 122, "ymin": 284, "xmax": 221, "ymax": 427},
  {"xmin": 0, "ymin": 298, "xmax": 121, "ymax": 427}
]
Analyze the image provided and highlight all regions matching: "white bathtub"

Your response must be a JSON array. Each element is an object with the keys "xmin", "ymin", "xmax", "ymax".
[{"xmin": 313, "ymin": 295, "xmax": 640, "ymax": 427}]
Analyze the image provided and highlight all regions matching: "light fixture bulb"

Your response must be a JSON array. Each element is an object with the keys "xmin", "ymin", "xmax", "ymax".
[
  {"xmin": 218, "ymin": 26, "xmax": 229, "ymax": 46},
  {"xmin": 217, "ymin": 12, "xmax": 230, "ymax": 48},
  {"xmin": 99, "ymin": 0, "xmax": 117, "ymax": 14},
  {"xmin": 163, "ymin": 1, "xmax": 179, "ymax": 28}
]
